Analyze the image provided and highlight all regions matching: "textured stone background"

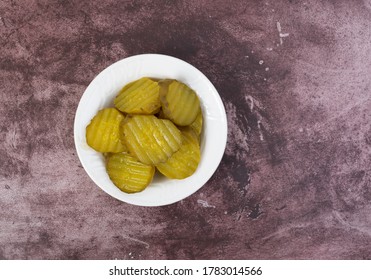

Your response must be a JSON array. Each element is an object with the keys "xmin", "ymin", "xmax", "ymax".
[{"xmin": 1, "ymin": 0, "xmax": 371, "ymax": 259}]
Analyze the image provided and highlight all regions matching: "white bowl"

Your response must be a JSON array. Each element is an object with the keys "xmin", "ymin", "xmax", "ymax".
[{"xmin": 74, "ymin": 54, "xmax": 227, "ymax": 206}]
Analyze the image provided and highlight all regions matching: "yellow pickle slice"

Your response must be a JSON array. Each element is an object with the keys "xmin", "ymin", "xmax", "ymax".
[
  {"xmin": 156, "ymin": 127, "xmax": 200, "ymax": 179},
  {"xmin": 106, "ymin": 153, "xmax": 155, "ymax": 193},
  {"xmin": 160, "ymin": 80, "xmax": 200, "ymax": 126},
  {"xmin": 122, "ymin": 115, "xmax": 182, "ymax": 165},
  {"xmin": 86, "ymin": 108, "xmax": 126, "ymax": 153},
  {"xmin": 114, "ymin": 77, "xmax": 161, "ymax": 114}
]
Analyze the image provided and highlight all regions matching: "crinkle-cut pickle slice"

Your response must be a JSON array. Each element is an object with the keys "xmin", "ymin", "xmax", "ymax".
[
  {"xmin": 122, "ymin": 115, "xmax": 182, "ymax": 165},
  {"xmin": 160, "ymin": 80, "xmax": 200, "ymax": 126},
  {"xmin": 86, "ymin": 108, "xmax": 126, "ymax": 153},
  {"xmin": 189, "ymin": 109, "xmax": 203, "ymax": 140},
  {"xmin": 114, "ymin": 77, "xmax": 161, "ymax": 115},
  {"xmin": 156, "ymin": 128, "xmax": 200, "ymax": 179},
  {"xmin": 106, "ymin": 153, "xmax": 155, "ymax": 193}
]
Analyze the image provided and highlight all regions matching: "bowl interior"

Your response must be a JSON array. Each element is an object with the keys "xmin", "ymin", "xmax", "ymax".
[{"xmin": 74, "ymin": 54, "xmax": 227, "ymax": 206}]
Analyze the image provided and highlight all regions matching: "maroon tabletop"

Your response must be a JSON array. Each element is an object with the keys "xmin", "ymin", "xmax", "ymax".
[{"xmin": 0, "ymin": 0, "xmax": 370, "ymax": 259}]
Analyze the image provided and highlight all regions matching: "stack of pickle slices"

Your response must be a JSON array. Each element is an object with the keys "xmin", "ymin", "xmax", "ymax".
[{"xmin": 86, "ymin": 77, "xmax": 203, "ymax": 193}]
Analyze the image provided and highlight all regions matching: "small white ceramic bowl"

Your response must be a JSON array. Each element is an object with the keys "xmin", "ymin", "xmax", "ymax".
[{"xmin": 74, "ymin": 54, "xmax": 227, "ymax": 206}]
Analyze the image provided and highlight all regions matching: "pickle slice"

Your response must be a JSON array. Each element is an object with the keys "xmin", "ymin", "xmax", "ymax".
[
  {"xmin": 189, "ymin": 109, "xmax": 203, "ymax": 140},
  {"xmin": 156, "ymin": 128, "xmax": 200, "ymax": 179},
  {"xmin": 160, "ymin": 80, "xmax": 200, "ymax": 126},
  {"xmin": 86, "ymin": 108, "xmax": 126, "ymax": 153},
  {"xmin": 106, "ymin": 153, "xmax": 155, "ymax": 193},
  {"xmin": 114, "ymin": 77, "xmax": 161, "ymax": 114},
  {"xmin": 122, "ymin": 115, "xmax": 182, "ymax": 165}
]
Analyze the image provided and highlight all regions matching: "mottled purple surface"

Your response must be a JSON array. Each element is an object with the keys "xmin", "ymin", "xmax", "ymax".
[{"xmin": 1, "ymin": 0, "xmax": 371, "ymax": 259}]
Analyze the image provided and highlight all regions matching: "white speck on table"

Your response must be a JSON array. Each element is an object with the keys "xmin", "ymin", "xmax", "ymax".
[
  {"xmin": 276, "ymin": 21, "xmax": 290, "ymax": 45},
  {"xmin": 197, "ymin": 199, "xmax": 216, "ymax": 208},
  {"xmin": 257, "ymin": 120, "xmax": 265, "ymax": 141}
]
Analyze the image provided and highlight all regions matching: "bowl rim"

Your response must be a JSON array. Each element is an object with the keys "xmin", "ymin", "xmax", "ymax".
[{"xmin": 74, "ymin": 53, "xmax": 228, "ymax": 206}]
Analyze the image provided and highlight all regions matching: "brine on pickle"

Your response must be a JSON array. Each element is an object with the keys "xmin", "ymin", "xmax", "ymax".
[{"xmin": 86, "ymin": 77, "xmax": 203, "ymax": 193}]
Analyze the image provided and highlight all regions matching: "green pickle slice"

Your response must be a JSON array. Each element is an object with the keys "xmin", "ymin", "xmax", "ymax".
[
  {"xmin": 189, "ymin": 109, "xmax": 203, "ymax": 141},
  {"xmin": 114, "ymin": 77, "xmax": 161, "ymax": 115},
  {"xmin": 122, "ymin": 115, "xmax": 182, "ymax": 165},
  {"xmin": 86, "ymin": 108, "xmax": 126, "ymax": 153},
  {"xmin": 156, "ymin": 127, "xmax": 200, "ymax": 179},
  {"xmin": 106, "ymin": 153, "xmax": 155, "ymax": 193},
  {"xmin": 160, "ymin": 80, "xmax": 200, "ymax": 126}
]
